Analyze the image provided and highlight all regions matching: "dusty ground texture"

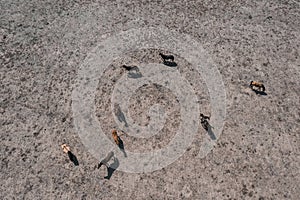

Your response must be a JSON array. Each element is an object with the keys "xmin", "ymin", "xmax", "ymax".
[{"xmin": 1, "ymin": 0, "xmax": 300, "ymax": 199}]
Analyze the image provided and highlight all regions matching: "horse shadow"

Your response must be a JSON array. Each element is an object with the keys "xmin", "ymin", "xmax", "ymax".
[
  {"xmin": 67, "ymin": 151, "xmax": 79, "ymax": 166},
  {"xmin": 207, "ymin": 126, "xmax": 216, "ymax": 140},
  {"xmin": 115, "ymin": 104, "xmax": 128, "ymax": 127},
  {"xmin": 201, "ymin": 121, "xmax": 216, "ymax": 140},
  {"xmin": 118, "ymin": 138, "xmax": 127, "ymax": 157},
  {"xmin": 163, "ymin": 61, "xmax": 177, "ymax": 67},
  {"xmin": 104, "ymin": 157, "xmax": 119, "ymax": 180},
  {"xmin": 253, "ymin": 89, "xmax": 267, "ymax": 96}
]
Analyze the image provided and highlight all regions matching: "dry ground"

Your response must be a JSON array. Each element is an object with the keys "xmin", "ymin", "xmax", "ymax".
[{"xmin": 1, "ymin": 0, "xmax": 299, "ymax": 199}]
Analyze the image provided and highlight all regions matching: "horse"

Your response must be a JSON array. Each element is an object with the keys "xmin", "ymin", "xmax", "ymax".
[
  {"xmin": 121, "ymin": 65, "xmax": 139, "ymax": 71},
  {"xmin": 250, "ymin": 81, "xmax": 265, "ymax": 92},
  {"xmin": 61, "ymin": 144, "xmax": 79, "ymax": 166},
  {"xmin": 112, "ymin": 129, "xmax": 121, "ymax": 145},
  {"xmin": 111, "ymin": 129, "xmax": 127, "ymax": 157},
  {"xmin": 200, "ymin": 113, "xmax": 212, "ymax": 131},
  {"xmin": 159, "ymin": 53, "xmax": 174, "ymax": 62}
]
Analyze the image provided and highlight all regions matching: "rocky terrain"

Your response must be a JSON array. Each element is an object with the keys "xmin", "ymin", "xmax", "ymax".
[{"xmin": 1, "ymin": 0, "xmax": 299, "ymax": 199}]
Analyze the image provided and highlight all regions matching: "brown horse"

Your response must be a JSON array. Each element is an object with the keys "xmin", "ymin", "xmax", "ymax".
[
  {"xmin": 250, "ymin": 81, "xmax": 265, "ymax": 92},
  {"xmin": 112, "ymin": 129, "xmax": 120, "ymax": 145},
  {"xmin": 111, "ymin": 129, "xmax": 127, "ymax": 157},
  {"xmin": 61, "ymin": 144, "xmax": 79, "ymax": 166}
]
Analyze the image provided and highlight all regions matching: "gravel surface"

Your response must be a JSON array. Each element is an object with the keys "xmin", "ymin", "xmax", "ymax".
[{"xmin": 1, "ymin": 0, "xmax": 299, "ymax": 199}]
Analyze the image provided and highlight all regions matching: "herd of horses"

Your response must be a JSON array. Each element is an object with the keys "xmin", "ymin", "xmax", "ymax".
[{"xmin": 62, "ymin": 52, "xmax": 266, "ymax": 179}]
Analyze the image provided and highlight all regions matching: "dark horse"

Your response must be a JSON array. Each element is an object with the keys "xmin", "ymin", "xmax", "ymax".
[{"xmin": 159, "ymin": 53, "xmax": 174, "ymax": 62}]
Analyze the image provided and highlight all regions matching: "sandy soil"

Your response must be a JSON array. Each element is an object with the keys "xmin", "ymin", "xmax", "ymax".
[{"xmin": 1, "ymin": 0, "xmax": 299, "ymax": 199}]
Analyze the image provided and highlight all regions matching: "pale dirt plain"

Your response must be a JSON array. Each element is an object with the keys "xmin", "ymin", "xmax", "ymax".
[{"xmin": 1, "ymin": 0, "xmax": 300, "ymax": 199}]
